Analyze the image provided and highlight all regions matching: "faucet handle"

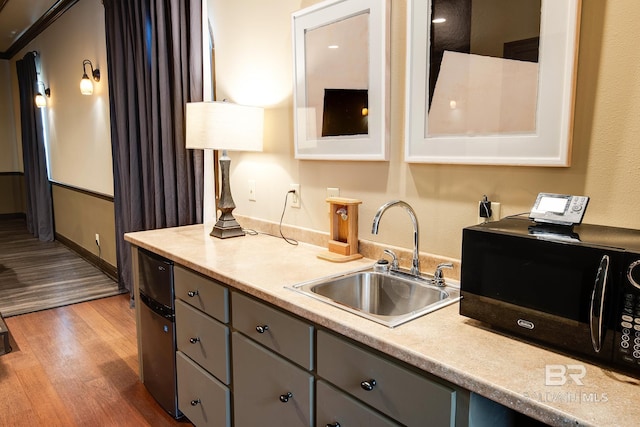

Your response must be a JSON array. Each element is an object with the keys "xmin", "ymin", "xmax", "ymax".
[
  {"xmin": 432, "ymin": 263, "xmax": 453, "ymax": 287},
  {"xmin": 382, "ymin": 249, "xmax": 399, "ymax": 270},
  {"xmin": 374, "ymin": 259, "xmax": 390, "ymax": 273}
]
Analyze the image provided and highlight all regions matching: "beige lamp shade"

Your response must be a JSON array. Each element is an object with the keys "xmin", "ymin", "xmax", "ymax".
[{"xmin": 185, "ymin": 101, "xmax": 264, "ymax": 151}]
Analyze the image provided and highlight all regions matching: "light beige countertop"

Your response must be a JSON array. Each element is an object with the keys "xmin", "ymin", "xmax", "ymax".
[{"xmin": 125, "ymin": 224, "xmax": 640, "ymax": 427}]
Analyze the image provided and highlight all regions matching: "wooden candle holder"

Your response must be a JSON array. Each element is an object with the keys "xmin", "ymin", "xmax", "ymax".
[{"xmin": 317, "ymin": 197, "xmax": 363, "ymax": 263}]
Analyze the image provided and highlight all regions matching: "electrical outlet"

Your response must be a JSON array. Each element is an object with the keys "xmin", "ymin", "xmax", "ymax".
[
  {"xmin": 290, "ymin": 184, "xmax": 301, "ymax": 208},
  {"xmin": 95, "ymin": 233, "xmax": 100, "ymax": 246},
  {"xmin": 493, "ymin": 202, "xmax": 501, "ymax": 221},
  {"xmin": 248, "ymin": 180, "xmax": 256, "ymax": 201},
  {"xmin": 477, "ymin": 201, "xmax": 501, "ymax": 224},
  {"xmin": 326, "ymin": 187, "xmax": 340, "ymax": 198},
  {"xmin": 326, "ymin": 188, "xmax": 340, "ymax": 212}
]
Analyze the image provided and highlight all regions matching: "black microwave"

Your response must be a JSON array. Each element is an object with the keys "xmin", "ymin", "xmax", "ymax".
[{"xmin": 460, "ymin": 217, "xmax": 640, "ymax": 377}]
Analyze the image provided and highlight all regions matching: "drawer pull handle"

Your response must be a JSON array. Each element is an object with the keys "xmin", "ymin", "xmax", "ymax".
[
  {"xmin": 326, "ymin": 423, "xmax": 341, "ymax": 427},
  {"xmin": 256, "ymin": 325, "xmax": 269, "ymax": 334},
  {"xmin": 189, "ymin": 337, "xmax": 200, "ymax": 344},
  {"xmin": 279, "ymin": 392, "xmax": 293, "ymax": 403},
  {"xmin": 360, "ymin": 379, "xmax": 377, "ymax": 391},
  {"xmin": 187, "ymin": 290, "xmax": 199, "ymax": 297},
  {"xmin": 190, "ymin": 399, "xmax": 201, "ymax": 406}
]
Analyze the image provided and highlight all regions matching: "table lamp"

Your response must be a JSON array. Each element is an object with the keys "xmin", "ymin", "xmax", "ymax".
[{"xmin": 186, "ymin": 101, "xmax": 264, "ymax": 238}]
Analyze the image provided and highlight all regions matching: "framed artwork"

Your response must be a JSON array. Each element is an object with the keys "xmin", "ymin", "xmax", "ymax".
[
  {"xmin": 292, "ymin": 0, "xmax": 390, "ymax": 160},
  {"xmin": 405, "ymin": 0, "xmax": 581, "ymax": 166}
]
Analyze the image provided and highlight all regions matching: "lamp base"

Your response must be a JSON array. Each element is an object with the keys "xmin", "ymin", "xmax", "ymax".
[
  {"xmin": 210, "ymin": 213, "xmax": 245, "ymax": 239},
  {"xmin": 210, "ymin": 154, "xmax": 245, "ymax": 239}
]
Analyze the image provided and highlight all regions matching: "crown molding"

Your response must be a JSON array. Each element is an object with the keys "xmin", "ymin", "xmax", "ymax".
[{"xmin": 0, "ymin": 0, "xmax": 78, "ymax": 60}]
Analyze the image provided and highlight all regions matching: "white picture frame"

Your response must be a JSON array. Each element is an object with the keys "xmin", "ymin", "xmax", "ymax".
[
  {"xmin": 292, "ymin": 0, "xmax": 390, "ymax": 161},
  {"xmin": 405, "ymin": 0, "xmax": 581, "ymax": 166}
]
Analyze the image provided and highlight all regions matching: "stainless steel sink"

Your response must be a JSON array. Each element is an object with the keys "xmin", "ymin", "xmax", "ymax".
[{"xmin": 288, "ymin": 267, "xmax": 461, "ymax": 327}]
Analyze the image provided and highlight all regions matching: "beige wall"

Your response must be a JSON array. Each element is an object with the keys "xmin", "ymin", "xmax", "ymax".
[
  {"xmin": 4, "ymin": 0, "xmax": 638, "ymax": 267},
  {"xmin": 211, "ymin": 0, "xmax": 640, "ymax": 261},
  {"xmin": 2, "ymin": 0, "xmax": 115, "ymax": 266},
  {"xmin": 10, "ymin": 0, "xmax": 112, "ymax": 196},
  {"xmin": 0, "ymin": 57, "xmax": 22, "ymax": 212},
  {"xmin": 0, "ymin": 174, "xmax": 24, "ymax": 214},
  {"xmin": 52, "ymin": 185, "xmax": 117, "ymax": 268},
  {"xmin": 0, "ymin": 60, "xmax": 19, "ymax": 172}
]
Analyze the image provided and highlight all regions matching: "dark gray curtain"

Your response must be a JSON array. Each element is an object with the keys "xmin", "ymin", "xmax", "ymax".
[
  {"xmin": 103, "ymin": 0, "xmax": 204, "ymax": 293},
  {"xmin": 15, "ymin": 52, "xmax": 54, "ymax": 242}
]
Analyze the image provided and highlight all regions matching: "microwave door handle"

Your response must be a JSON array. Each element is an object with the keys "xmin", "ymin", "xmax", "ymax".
[{"xmin": 589, "ymin": 254, "xmax": 610, "ymax": 353}]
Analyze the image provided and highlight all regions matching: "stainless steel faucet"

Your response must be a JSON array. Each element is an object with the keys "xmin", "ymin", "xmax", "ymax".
[{"xmin": 371, "ymin": 200, "xmax": 421, "ymax": 277}]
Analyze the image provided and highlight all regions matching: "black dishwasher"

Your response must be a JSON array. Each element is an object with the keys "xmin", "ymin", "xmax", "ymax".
[{"xmin": 138, "ymin": 248, "xmax": 181, "ymax": 418}]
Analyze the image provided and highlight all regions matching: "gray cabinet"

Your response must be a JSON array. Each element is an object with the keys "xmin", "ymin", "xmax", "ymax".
[
  {"xmin": 232, "ymin": 291, "xmax": 314, "ymax": 370},
  {"xmin": 317, "ymin": 330, "xmax": 457, "ymax": 427},
  {"xmin": 162, "ymin": 258, "xmax": 464, "ymax": 427},
  {"xmin": 232, "ymin": 332, "xmax": 314, "ymax": 426},
  {"xmin": 175, "ymin": 265, "xmax": 229, "ymax": 323},
  {"xmin": 174, "ymin": 266, "xmax": 231, "ymax": 426},
  {"xmin": 175, "ymin": 299, "xmax": 230, "ymax": 384},
  {"xmin": 176, "ymin": 352, "xmax": 230, "ymax": 427},
  {"xmin": 316, "ymin": 380, "xmax": 401, "ymax": 427}
]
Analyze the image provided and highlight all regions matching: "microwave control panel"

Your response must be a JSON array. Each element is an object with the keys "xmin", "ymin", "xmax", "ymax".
[
  {"xmin": 614, "ymin": 258, "xmax": 640, "ymax": 370},
  {"xmin": 529, "ymin": 193, "xmax": 589, "ymax": 226}
]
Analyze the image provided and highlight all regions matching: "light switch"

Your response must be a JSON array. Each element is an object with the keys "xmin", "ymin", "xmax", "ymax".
[{"xmin": 249, "ymin": 180, "xmax": 256, "ymax": 201}]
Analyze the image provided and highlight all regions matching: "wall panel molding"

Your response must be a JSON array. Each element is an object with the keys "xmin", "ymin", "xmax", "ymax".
[{"xmin": 51, "ymin": 180, "xmax": 114, "ymax": 202}]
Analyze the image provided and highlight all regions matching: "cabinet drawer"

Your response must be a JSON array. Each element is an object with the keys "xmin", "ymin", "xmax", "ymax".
[
  {"xmin": 176, "ymin": 300, "xmax": 230, "ymax": 384},
  {"xmin": 232, "ymin": 292, "xmax": 314, "ymax": 370},
  {"xmin": 176, "ymin": 351, "xmax": 230, "ymax": 427},
  {"xmin": 317, "ymin": 380, "xmax": 400, "ymax": 427},
  {"xmin": 232, "ymin": 332, "xmax": 313, "ymax": 427},
  {"xmin": 175, "ymin": 265, "xmax": 229, "ymax": 323},
  {"xmin": 317, "ymin": 330, "xmax": 456, "ymax": 427}
]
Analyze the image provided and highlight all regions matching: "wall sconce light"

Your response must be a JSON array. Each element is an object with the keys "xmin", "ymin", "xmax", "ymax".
[
  {"xmin": 34, "ymin": 81, "xmax": 51, "ymax": 108},
  {"xmin": 80, "ymin": 59, "xmax": 100, "ymax": 95}
]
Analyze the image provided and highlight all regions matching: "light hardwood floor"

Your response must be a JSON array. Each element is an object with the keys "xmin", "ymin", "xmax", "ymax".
[{"xmin": 0, "ymin": 294, "xmax": 192, "ymax": 426}]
